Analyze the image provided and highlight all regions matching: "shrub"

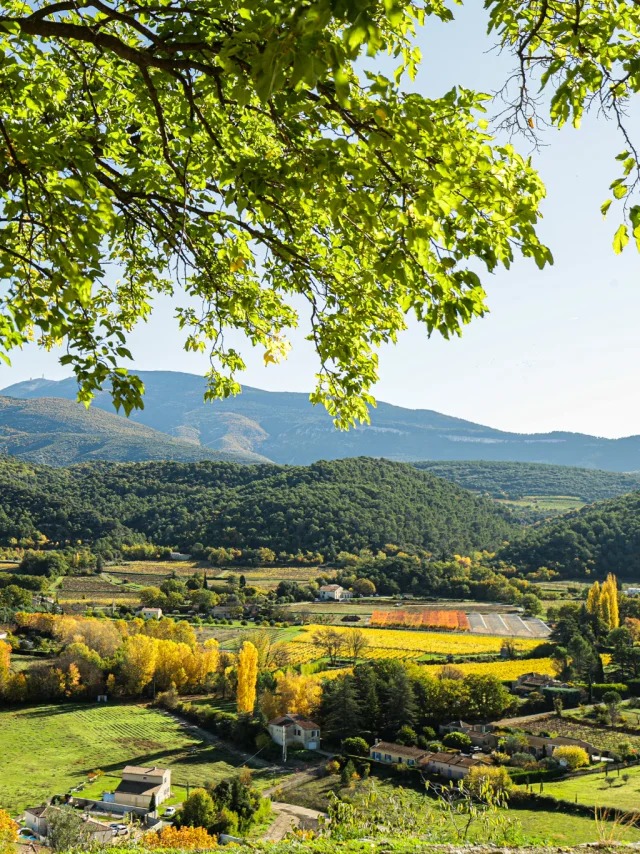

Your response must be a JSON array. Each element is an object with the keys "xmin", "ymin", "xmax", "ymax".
[
  {"xmin": 141, "ymin": 826, "xmax": 217, "ymax": 849},
  {"xmin": 467, "ymin": 765, "xmax": 513, "ymax": 797},
  {"xmin": 552, "ymin": 745, "xmax": 589, "ymax": 770},
  {"xmin": 443, "ymin": 731, "xmax": 472, "ymax": 751},
  {"xmin": 342, "ymin": 737, "xmax": 369, "ymax": 757}
]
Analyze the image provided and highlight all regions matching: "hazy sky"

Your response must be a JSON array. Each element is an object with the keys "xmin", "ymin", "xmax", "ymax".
[{"xmin": 2, "ymin": 5, "xmax": 639, "ymax": 439}]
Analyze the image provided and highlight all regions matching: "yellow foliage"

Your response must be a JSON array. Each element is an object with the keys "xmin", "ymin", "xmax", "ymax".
[
  {"xmin": 0, "ymin": 640, "xmax": 10, "ymax": 678},
  {"xmin": 421, "ymin": 657, "xmax": 557, "ymax": 680},
  {"xmin": 236, "ymin": 641, "xmax": 258, "ymax": 714},
  {"xmin": 292, "ymin": 625, "xmax": 541, "ymax": 656},
  {"xmin": 260, "ymin": 672, "xmax": 322, "ymax": 719},
  {"xmin": 141, "ymin": 825, "xmax": 217, "ymax": 849},
  {"xmin": 0, "ymin": 808, "xmax": 18, "ymax": 854}
]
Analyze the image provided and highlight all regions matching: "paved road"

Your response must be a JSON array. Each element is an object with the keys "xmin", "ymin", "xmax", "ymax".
[{"xmin": 262, "ymin": 802, "xmax": 325, "ymax": 842}]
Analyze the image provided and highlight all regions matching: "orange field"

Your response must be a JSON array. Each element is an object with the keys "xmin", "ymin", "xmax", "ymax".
[{"xmin": 370, "ymin": 609, "xmax": 470, "ymax": 631}]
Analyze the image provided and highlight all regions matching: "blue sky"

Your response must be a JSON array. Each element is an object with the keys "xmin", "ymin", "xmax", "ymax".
[{"xmin": 1, "ymin": 4, "xmax": 639, "ymax": 439}]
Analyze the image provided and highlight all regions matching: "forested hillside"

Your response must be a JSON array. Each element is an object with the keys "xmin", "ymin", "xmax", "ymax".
[
  {"xmin": 0, "ymin": 456, "xmax": 518, "ymax": 558},
  {"xmin": 0, "ymin": 396, "xmax": 265, "ymax": 465},
  {"xmin": 499, "ymin": 491, "xmax": 640, "ymax": 577},
  {"xmin": 413, "ymin": 461, "xmax": 640, "ymax": 502}
]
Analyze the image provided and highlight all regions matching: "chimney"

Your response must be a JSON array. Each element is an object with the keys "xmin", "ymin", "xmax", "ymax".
[{"xmin": 374, "ymin": 738, "xmax": 380, "ymax": 745}]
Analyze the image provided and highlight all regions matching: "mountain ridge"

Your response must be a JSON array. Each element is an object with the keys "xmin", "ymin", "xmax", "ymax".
[
  {"xmin": 3, "ymin": 371, "xmax": 640, "ymax": 470},
  {"xmin": 0, "ymin": 395, "xmax": 268, "ymax": 466}
]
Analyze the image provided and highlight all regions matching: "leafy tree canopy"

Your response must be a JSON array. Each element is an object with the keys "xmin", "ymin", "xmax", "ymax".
[{"xmin": 9, "ymin": 0, "xmax": 620, "ymax": 424}]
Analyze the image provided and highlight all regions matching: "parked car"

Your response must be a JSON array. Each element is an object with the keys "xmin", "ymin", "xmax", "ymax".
[{"xmin": 164, "ymin": 807, "xmax": 176, "ymax": 818}]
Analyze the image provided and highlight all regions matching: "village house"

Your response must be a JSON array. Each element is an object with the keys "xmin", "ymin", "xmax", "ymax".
[
  {"xmin": 112, "ymin": 766, "xmax": 171, "ymax": 810},
  {"xmin": 423, "ymin": 752, "xmax": 491, "ymax": 780},
  {"xmin": 368, "ymin": 741, "xmax": 490, "ymax": 779},
  {"xmin": 0, "ymin": 630, "xmax": 7, "ymax": 640},
  {"xmin": 23, "ymin": 807, "xmax": 114, "ymax": 845},
  {"xmin": 139, "ymin": 607, "xmax": 163, "ymax": 620},
  {"xmin": 267, "ymin": 714, "xmax": 321, "ymax": 749},
  {"xmin": 512, "ymin": 672, "xmax": 566, "ymax": 695},
  {"xmin": 318, "ymin": 584, "xmax": 353, "ymax": 601},
  {"xmin": 439, "ymin": 721, "xmax": 497, "ymax": 750},
  {"xmin": 524, "ymin": 734, "xmax": 597, "ymax": 760},
  {"xmin": 369, "ymin": 741, "xmax": 430, "ymax": 767}
]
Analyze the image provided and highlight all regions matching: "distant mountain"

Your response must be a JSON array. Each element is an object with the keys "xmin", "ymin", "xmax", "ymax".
[
  {"xmin": 4, "ymin": 371, "xmax": 640, "ymax": 471},
  {"xmin": 413, "ymin": 461, "xmax": 640, "ymax": 502},
  {"xmin": 0, "ymin": 456, "xmax": 518, "ymax": 556},
  {"xmin": 0, "ymin": 396, "xmax": 268, "ymax": 466}
]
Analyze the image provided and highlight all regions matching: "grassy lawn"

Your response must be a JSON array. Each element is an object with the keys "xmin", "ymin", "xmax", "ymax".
[
  {"xmin": 509, "ymin": 808, "xmax": 640, "ymax": 845},
  {"xmin": 283, "ymin": 775, "xmax": 640, "ymax": 845},
  {"xmin": 542, "ymin": 765, "xmax": 640, "ymax": 811},
  {"xmin": 0, "ymin": 702, "xmax": 278, "ymax": 816}
]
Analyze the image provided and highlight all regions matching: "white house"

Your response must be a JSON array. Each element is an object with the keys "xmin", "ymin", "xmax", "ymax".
[
  {"xmin": 139, "ymin": 607, "xmax": 163, "ymax": 620},
  {"xmin": 0, "ymin": 631, "xmax": 7, "ymax": 641},
  {"xmin": 267, "ymin": 714, "xmax": 321, "ymax": 749},
  {"xmin": 113, "ymin": 766, "xmax": 171, "ymax": 810},
  {"xmin": 626, "ymin": 587, "xmax": 640, "ymax": 596},
  {"xmin": 318, "ymin": 584, "xmax": 353, "ymax": 601}
]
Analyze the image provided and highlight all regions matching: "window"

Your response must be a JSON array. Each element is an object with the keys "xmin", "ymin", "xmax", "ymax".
[
  {"xmin": 408, "ymin": 759, "xmax": 414, "ymax": 766},
  {"xmin": 384, "ymin": 754, "xmax": 392, "ymax": 762}
]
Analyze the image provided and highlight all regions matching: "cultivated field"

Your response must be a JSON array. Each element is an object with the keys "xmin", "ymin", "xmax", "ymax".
[
  {"xmin": 523, "ymin": 716, "xmax": 640, "ymax": 753},
  {"xmin": 291, "ymin": 624, "xmax": 545, "ymax": 658},
  {"xmin": 0, "ymin": 702, "xmax": 277, "ymax": 815},
  {"xmin": 420, "ymin": 657, "xmax": 557, "ymax": 680}
]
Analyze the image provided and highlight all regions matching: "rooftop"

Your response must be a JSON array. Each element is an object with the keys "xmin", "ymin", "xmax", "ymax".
[
  {"xmin": 371, "ymin": 742, "xmax": 430, "ymax": 759},
  {"xmin": 122, "ymin": 765, "xmax": 168, "ymax": 777},
  {"xmin": 268, "ymin": 714, "xmax": 320, "ymax": 731}
]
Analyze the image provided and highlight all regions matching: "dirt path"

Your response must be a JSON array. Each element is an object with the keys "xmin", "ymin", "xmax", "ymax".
[{"xmin": 262, "ymin": 802, "xmax": 325, "ymax": 842}]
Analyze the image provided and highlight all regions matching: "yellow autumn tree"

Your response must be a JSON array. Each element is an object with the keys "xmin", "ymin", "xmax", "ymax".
[
  {"xmin": 586, "ymin": 580, "xmax": 601, "ymax": 614},
  {"xmin": 155, "ymin": 640, "xmax": 191, "ymax": 691},
  {"xmin": 259, "ymin": 672, "xmax": 322, "ymax": 719},
  {"xmin": 0, "ymin": 808, "xmax": 18, "ymax": 854},
  {"xmin": 236, "ymin": 641, "xmax": 258, "ymax": 714},
  {"xmin": 141, "ymin": 825, "xmax": 217, "ymax": 850},
  {"xmin": 604, "ymin": 573, "xmax": 619, "ymax": 629},
  {"xmin": 120, "ymin": 634, "xmax": 158, "ymax": 694},
  {"xmin": 0, "ymin": 640, "xmax": 10, "ymax": 685},
  {"xmin": 186, "ymin": 640, "xmax": 219, "ymax": 691}
]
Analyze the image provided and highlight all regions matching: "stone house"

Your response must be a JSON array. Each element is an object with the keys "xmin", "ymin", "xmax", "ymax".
[
  {"xmin": 113, "ymin": 766, "xmax": 171, "ymax": 810},
  {"xmin": 267, "ymin": 714, "xmax": 321, "ymax": 749},
  {"xmin": 139, "ymin": 607, "xmax": 163, "ymax": 620},
  {"xmin": 369, "ymin": 741, "xmax": 430, "ymax": 767},
  {"xmin": 423, "ymin": 752, "xmax": 491, "ymax": 780},
  {"xmin": 23, "ymin": 807, "xmax": 114, "ymax": 845},
  {"xmin": 318, "ymin": 584, "xmax": 353, "ymax": 601}
]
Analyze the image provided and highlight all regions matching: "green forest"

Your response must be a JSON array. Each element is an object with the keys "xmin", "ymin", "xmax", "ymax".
[
  {"xmin": 413, "ymin": 461, "xmax": 640, "ymax": 502},
  {"xmin": 0, "ymin": 456, "xmax": 518, "ymax": 560},
  {"xmin": 499, "ymin": 491, "xmax": 640, "ymax": 577}
]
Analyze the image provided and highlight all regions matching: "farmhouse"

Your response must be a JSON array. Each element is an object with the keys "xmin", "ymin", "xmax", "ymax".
[
  {"xmin": 113, "ymin": 766, "xmax": 171, "ymax": 810},
  {"xmin": 318, "ymin": 584, "xmax": 353, "ymax": 601},
  {"xmin": 23, "ymin": 807, "xmax": 114, "ymax": 844},
  {"xmin": 439, "ymin": 721, "xmax": 496, "ymax": 749},
  {"xmin": 369, "ymin": 741, "xmax": 430, "ymax": 767},
  {"xmin": 513, "ymin": 672, "xmax": 566, "ymax": 695},
  {"xmin": 139, "ymin": 607, "xmax": 163, "ymax": 620},
  {"xmin": 525, "ymin": 734, "xmax": 597, "ymax": 760},
  {"xmin": 267, "ymin": 714, "xmax": 321, "ymax": 749},
  {"xmin": 423, "ymin": 752, "xmax": 491, "ymax": 779}
]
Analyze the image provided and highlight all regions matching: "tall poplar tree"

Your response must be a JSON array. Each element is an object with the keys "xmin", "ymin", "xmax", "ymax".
[{"xmin": 236, "ymin": 641, "xmax": 258, "ymax": 714}]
